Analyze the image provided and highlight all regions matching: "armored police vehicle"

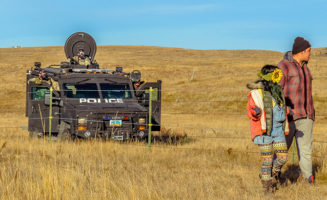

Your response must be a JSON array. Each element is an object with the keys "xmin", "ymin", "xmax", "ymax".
[{"xmin": 25, "ymin": 32, "xmax": 161, "ymax": 140}]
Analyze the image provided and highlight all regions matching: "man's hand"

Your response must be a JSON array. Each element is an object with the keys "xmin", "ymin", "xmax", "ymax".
[
  {"xmin": 252, "ymin": 107, "xmax": 261, "ymax": 116},
  {"xmin": 287, "ymin": 106, "xmax": 294, "ymax": 116}
]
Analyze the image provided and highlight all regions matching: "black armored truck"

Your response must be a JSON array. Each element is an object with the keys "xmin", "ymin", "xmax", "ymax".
[{"xmin": 26, "ymin": 32, "xmax": 161, "ymax": 140}]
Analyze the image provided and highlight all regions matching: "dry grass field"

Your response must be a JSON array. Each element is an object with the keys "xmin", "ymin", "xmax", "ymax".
[{"xmin": 0, "ymin": 45, "xmax": 327, "ymax": 199}]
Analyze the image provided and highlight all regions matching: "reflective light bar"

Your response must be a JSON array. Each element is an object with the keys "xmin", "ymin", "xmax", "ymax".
[{"xmin": 72, "ymin": 68, "xmax": 114, "ymax": 73}]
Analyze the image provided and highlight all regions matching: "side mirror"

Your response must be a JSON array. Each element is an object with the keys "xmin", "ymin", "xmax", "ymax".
[
  {"xmin": 59, "ymin": 100, "xmax": 63, "ymax": 107},
  {"xmin": 44, "ymin": 93, "xmax": 63, "ymax": 107},
  {"xmin": 44, "ymin": 93, "xmax": 50, "ymax": 105},
  {"xmin": 142, "ymin": 93, "xmax": 149, "ymax": 106}
]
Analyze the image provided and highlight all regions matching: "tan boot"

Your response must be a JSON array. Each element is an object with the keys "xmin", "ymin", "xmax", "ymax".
[
  {"xmin": 261, "ymin": 180, "xmax": 274, "ymax": 196},
  {"xmin": 272, "ymin": 171, "xmax": 280, "ymax": 188}
]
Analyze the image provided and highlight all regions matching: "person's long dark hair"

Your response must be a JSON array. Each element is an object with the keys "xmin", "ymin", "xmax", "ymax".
[{"xmin": 260, "ymin": 65, "xmax": 283, "ymax": 105}]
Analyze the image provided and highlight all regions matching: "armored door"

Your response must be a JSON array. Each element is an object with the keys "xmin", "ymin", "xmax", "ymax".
[
  {"xmin": 136, "ymin": 80, "xmax": 162, "ymax": 131},
  {"xmin": 26, "ymin": 81, "xmax": 59, "ymax": 134}
]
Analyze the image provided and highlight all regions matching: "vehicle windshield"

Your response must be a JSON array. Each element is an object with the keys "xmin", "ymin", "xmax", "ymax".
[
  {"xmin": 63, "ymin": 83, "xmax": 99, "ymax": 98},
  {"xmin": 100, "ymin": 83, "xmax": 132, "ymax": 99}
]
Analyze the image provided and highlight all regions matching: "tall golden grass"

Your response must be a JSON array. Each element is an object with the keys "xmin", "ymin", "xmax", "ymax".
[{"xmin": 0, "ymin": 46, "xmax": 327, "ymax": 199}]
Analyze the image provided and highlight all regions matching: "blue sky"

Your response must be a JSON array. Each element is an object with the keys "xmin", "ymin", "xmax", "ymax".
[{"xmin": 1, "ymin": 0, "xmax": 326, "ymax": 51}]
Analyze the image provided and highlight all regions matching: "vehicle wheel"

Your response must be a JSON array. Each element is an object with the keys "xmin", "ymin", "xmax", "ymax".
[
  {"xmin": 58, "ymin": 130, "xmax": 71, "ymax": 141},
  {"xmin": 102, "ymin": 132, "xmax": 111, "ymax": 140},
  {"xmin": 58, "ymin": 122, "xmax": 72, "ymax": 141}
]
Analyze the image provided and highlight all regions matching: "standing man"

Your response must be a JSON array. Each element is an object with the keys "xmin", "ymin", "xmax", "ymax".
[
  {"xmin": 278, "ymin": 37, "xmax": 315, "ymax": 184},
  {"xmin": 72, "ymin": 49, "xmax": 91, "ymax": 66}
]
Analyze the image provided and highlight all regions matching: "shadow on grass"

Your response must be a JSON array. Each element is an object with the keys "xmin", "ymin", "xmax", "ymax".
[
  {"xmin": 151, "ymin": 127, "xmax": 195, "ymax": 145},
  {"xmin": 152, "ymin": 134, "xmax": 195, "ymax": 145},
  {"xmin": 29, "ymin": 127, "xmax": 196, "ymax": 145},
  {"xmin": 281, "ymin": 162, "xmax": 321, "ymax": 184}
]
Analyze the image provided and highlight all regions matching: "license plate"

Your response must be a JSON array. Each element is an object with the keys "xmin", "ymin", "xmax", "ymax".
[
  {"xmin": 113, "ymin": 135, "xmax": 124, "ymax": 141},
  {"xmin": 110, "ymin": 120, "xmax": 122, "ymax": 127}
]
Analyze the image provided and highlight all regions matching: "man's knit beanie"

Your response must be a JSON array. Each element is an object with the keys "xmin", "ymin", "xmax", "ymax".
[{"xmin": 292, "ymin": 37, "xmax": 311, "ymax": 54}]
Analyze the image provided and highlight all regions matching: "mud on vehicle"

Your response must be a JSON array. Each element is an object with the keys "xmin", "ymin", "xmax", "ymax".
[{"xmin": 26, "ymin": 32, "xmax": 161, "ymax": 140}]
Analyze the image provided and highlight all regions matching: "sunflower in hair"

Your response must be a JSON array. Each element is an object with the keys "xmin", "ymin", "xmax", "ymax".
[{"xmin": 271, "ymin": 68, "xmax": 283, "ymax": 83}]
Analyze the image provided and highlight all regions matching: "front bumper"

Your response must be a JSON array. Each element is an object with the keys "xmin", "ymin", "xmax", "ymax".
[{"xmin": 74, "ymin": 113, "xmax": 148, "ymax": 140}]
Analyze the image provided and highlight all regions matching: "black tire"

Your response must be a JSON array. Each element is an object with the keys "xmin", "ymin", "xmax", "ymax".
[{"xmin": 102, "ymin": 132, "xmax": 111, "ymax": 140}]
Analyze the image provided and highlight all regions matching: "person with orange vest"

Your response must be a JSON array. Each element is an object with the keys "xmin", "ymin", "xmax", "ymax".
[{"xmin": 247, "ymin": 65, "xmax": 291, "ymax": 195}]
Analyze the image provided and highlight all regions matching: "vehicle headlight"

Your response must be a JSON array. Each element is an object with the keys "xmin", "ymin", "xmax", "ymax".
[
  {"xmin": 78, "ymin": 117, "xmax": 87, "ymax": 125},
  {"xmin": 138, "ymin": 118, "xmax": 146, "ymax": 124}
]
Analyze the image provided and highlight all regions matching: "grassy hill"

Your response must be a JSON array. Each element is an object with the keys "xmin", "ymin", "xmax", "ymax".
[{"xmin": 0, "ymin": 46, "xmax": 327, "ymax": 199}]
